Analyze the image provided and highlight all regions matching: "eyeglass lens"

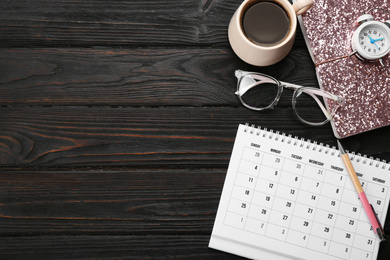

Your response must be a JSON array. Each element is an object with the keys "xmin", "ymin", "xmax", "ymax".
[
  {"xmin": 294, "ymin": 89, "xmax": 331, "ymax": 125},
  {"xmin": 238, "ymin": 74, "xmax": 279, "ymax": 109}
]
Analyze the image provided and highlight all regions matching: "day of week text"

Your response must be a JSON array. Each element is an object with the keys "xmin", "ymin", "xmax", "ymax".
[
  {"xmin": 309, "ymin": 159, "xmax": 324, "ymax": 166},
  {"xmin": 373, "ymin": 177, "xmax": 386, "ymax": 184},
  {"xmin": 331, "ymin": 165, "xmax": 344, "ymax": 172},
  {"xmin": 251, "ymin": 143, "xmax": 261, "ymax": 148},
  {"xmin": 291, "ymin": 154, "xmax": 302, "ymax": 160},
  {"xmin": 270, "ymin": 148, "xmax": 281, "ymax": 154}
]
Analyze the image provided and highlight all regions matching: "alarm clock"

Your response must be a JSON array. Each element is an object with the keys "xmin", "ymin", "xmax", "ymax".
[{"xmin": 351, "ymin": 14, "xmax": 390, "ymax": 66}]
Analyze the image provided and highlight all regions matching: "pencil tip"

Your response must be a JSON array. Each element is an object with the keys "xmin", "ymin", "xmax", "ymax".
[{"xmin": 337, "ymin": 140, "xmax": 345, "ymax": 154}]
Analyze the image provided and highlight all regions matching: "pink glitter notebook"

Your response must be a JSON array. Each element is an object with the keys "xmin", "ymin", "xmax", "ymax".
[{"xmin": 297, "ymin": 0, "xmax": 390, "ymax": 138}]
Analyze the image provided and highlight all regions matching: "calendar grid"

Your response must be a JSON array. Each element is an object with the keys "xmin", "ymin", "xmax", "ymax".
[
  {"xmin": 243, "ymin": 148, "xmax": 265, "ymax": 234},
  {"xmin": 223, "ymin": 145, "xmax": 386, "ymax": 260},
  {"xmin": 292, "ymin": 159, "xmax": 320, "ymax": 251},
  {"xmin": 211, "ymin": 124, "xmax": 390, "ymax": 260},
  {"xmin": 327, "ymin": 163, "xmax": 353, "ymax": 258},
  {"xmin": 286, "ymin": 157, "xmax": 308, "ymax": 246}
]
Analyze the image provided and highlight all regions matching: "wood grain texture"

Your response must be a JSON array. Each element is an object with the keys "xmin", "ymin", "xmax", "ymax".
[
  {"xmin": 1, "ymin": 0, "xmax": 390, "ymax": 259},
  {"xmin": 0, "ymin": 47, "xmax": 316, "ymax": 106},
  {"xmin": 0, "ymin": 169, "xmax": 225, "ymax": 235},
  {"xmin": 0, "ymin": 0, "xmax": 305, "ymax": 48},
  {"xmin": 1, "ymin": 106, "xmax": 388, "ymax": 166},
  {"xmin": 0, "ymin": 235, "xmax": 240, "ymax": 259},
  {"xmin": 0, "ymin": 0, "xmax": 238, "ymax": 47}
]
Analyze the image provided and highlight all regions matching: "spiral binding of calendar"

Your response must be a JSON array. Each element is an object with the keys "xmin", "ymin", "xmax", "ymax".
[{"xmin": 243, "ymin": 123, "xmax": 390, "ymax": 170}]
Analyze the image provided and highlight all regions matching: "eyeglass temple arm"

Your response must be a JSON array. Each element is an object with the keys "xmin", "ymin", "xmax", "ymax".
[{"xmin": 280, "ymin": 81, "xmax": 304, "ymax": 90}]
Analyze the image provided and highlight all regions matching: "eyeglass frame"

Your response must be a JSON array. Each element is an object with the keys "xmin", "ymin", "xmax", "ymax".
[{"xmin": 235, "ymin": 70, "xmax": 345, "ymax": 126}]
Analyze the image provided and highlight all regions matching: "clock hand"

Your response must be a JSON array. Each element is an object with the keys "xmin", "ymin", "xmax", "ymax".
[
  {"xmin": 374, "ymin": 42, "xmax": 380, "ymax": 50},
  {"xmin": 373, "ymin": 37, "xmax": 384, "ymax": 42},
  {"xmin": 368, "ymin": 35, "xmax": 380, "ymax": 50}
]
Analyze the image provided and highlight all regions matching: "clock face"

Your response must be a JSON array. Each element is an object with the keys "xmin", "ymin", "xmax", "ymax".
[
  {"xmin": 359, "ymin": 25, "xmax": 387, "ymax": 55},
  {"xmin": 353, "ymin": 21, "xmax": 390, "ymax": 60}
]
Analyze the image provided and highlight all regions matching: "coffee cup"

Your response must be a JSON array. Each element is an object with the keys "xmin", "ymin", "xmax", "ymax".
[{"xmin": 228, "ymin": 0, "xmax": 313, "ymax": 66}]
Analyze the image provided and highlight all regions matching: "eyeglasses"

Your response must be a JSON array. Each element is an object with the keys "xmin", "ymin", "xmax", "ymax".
[{"xmin": 235, "ymin": 70, "xmax": 345, "ymax": 126}]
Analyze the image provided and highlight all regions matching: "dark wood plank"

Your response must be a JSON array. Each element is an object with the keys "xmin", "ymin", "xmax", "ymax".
[
  {"xmin": 0, "ymin": 235, "xmax": 240, "ymax": 259},
  {"xmin": 0, "ymin": 169, "xmax": 225, "ymax": 235},
  {"xmin": 0, "ymin": 0, "xmax": 240, "ymax": 47},
  {"xmin": 0, "ymin": 47, "xmax": 316, "ymax": 106},
  {"xmin": 2, "ymin": 106, "xmax": 388, "ymax": 166}
]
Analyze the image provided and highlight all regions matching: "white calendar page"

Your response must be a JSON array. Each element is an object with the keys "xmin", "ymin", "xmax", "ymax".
[{"xmin": 209, "ymin": 124, "xmax": 390, "ymax": 260}]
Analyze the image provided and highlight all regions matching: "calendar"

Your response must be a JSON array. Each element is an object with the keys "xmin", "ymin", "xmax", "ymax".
[{"xmin": 209, "ymin": 124, "xmax": 390, "ymax": 260}]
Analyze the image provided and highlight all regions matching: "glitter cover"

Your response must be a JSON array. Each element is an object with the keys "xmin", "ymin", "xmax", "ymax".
[{"xmin": 298, "ymin": 0, "xmax": 390, "ymax": 138}]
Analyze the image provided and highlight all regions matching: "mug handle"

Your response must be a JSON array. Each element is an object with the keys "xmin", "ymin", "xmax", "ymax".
[{"xmin": 292, "ymin": 0, "xmax": 313, "ymax": 15}]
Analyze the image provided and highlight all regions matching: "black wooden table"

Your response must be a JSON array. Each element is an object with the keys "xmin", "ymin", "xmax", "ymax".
[{"xmin": 1, "ymin": 1, "xmax": 389, "ymax": 259}]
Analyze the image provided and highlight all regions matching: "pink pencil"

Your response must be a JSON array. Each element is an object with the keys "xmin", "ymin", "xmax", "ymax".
[{"xmin": 338, "ymin": 140, "xmax": 385, "ymax": 241}]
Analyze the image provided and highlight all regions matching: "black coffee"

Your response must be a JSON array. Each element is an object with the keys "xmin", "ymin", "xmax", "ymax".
[{"xmin": 242, "ymin": 1, "xmax": 291, "ymax": 46}]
